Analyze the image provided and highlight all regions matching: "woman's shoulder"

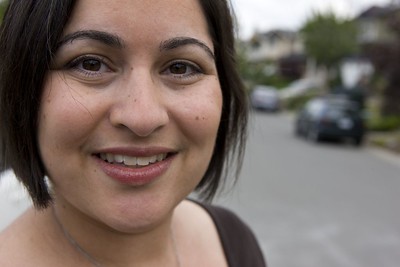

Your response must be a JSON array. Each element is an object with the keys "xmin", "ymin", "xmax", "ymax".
[
  {"xmin": 186, "ymin": 199, "xmax": 257, "ymax": 240},
  {"xmin": 0, "ymin": 208, "xmax": 56, "ymax": 267},
  {"xmin": 174, "ymin": 200, "xmax": 228, "ymax": 267},
  {"xmin": 0, "ymin": 210, "xmax": 34, "ymax": 266},
  {"xmin": 182, "ymin": 199, "xmax": 267, "ymax": 267}
]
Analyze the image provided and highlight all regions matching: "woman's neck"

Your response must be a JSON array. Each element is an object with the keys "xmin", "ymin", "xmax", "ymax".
[{"xmin": 48, "ymin": 203, "xmax": 180, "ymax": 267}]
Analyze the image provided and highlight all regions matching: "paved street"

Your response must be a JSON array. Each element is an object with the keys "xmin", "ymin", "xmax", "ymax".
[
  {"xmin": 1, "ymin": 112, "xmax": 400, "ymax": 267},
  {"xmin": 215, "ymin": 111, "xmax": 400, "ymax": 267}
]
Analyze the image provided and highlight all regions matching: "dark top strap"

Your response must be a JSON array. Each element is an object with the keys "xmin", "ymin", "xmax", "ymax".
[{"xmin": 195, "ymin": 202, "xmax": 267, "ymax": 267}]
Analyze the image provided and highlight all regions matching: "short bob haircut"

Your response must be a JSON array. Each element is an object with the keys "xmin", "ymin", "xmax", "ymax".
[{"xmin": 0, "ymin": 0, "xmax": 248, "ymax": 208}]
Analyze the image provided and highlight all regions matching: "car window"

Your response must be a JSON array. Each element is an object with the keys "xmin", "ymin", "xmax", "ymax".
[
  {"xmin": 325, "ymin": 99, "xmax": 359, "ymax": 117},
  {"xmin": 306, "ymin": 100, "xmax": 325, "ymax": 116}
]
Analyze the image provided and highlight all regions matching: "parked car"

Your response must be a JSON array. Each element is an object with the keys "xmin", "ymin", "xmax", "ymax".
[
  {"xmin": 250, "ymin": 85, "xmax": 280, "ymax": 112},
  {"xmin": 295, "ymin": 96, "xmax": 365, "ymax": 145}
]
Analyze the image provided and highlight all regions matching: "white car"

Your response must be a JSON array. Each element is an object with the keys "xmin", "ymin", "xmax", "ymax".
[{"xmin": 250, "ymin": 85, "xmax": 280, "ymax": 112}]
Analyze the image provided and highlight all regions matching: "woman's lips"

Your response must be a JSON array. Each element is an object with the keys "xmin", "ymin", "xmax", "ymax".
[{"xmin": 94, "ymin": 149, "xmax": 176, "ymax": 185}]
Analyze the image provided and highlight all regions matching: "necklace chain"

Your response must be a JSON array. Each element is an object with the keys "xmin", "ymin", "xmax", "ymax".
[{"xmin": 52, "ymin": 208, "xmax": 182, "ymax": 267}]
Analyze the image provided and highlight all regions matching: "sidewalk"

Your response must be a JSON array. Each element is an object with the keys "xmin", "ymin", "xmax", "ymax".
[{"xmin": 367, "ymin": 130, "xmax": 400, "ymax": 154}]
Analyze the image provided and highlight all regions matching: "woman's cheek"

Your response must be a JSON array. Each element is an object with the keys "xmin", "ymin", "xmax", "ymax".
[
  {"xmin": 38, "ymin": 76, "xmax": 97, "ymax": 149},
  {"xmin": 178, "ymin": 86, "xmax": 222, "ymax": 144}
]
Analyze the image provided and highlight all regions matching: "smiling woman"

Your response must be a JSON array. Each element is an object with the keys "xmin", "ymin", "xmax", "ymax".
[{"xmin": 0, "ymin": 0, "xmax": 265, "ymax": 266}]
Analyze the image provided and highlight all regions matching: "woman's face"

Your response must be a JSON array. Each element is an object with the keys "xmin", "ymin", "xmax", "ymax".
[{"xmin": 38, "ymin": 0, "xmax": 222, "ymax": 232}]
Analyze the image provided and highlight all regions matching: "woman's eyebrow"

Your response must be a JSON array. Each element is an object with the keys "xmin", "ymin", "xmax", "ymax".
[
  {"xmin": 56, "ymin": 30, "xmax": 124, "ymax": 49},
  {"xmin": 159, "ymin": 37, "xmax": 215, "ymax": 60}
]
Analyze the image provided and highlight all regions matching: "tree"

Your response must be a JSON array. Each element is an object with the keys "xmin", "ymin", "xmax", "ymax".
[{"xmin": 301, "ymin": 12, "xmax": 359, "ymax": 71}]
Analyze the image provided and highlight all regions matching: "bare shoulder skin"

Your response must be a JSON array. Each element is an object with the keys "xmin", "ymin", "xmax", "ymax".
[
  {"xmin": 0, "ymin": 208, "xmax": 88, "ymax": 267},
  {"xmin": 0, "ymin": 209, "xmax": 45, "ymax": 267},
  {"xmin": 173, "ymin": 200, "xmax": 228, "ymax": 267}
]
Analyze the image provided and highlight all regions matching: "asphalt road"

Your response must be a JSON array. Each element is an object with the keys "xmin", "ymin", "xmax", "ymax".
[
  {"xmin": 215, "ymin": 111, "xmax": 400, "ymax": 267},
  {"xmin": 1, "ymin": 111, "xmax": 400, "ymax": 267}
]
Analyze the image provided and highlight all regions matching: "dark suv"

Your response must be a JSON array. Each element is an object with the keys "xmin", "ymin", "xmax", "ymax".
[{"xmin": 295, "ymin": 96, "xmax": 365, "ymax": 145}]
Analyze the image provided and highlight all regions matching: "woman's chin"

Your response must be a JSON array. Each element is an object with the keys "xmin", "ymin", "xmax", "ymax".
[{"xmin": 97, "ymin": 198, "xmax": 176, "ymax": 234}]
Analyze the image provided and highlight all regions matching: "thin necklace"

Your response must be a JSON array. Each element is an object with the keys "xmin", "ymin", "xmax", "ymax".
[{"xmin": 52, "ymin": 208, "xmax": 182, "ymax": 267}]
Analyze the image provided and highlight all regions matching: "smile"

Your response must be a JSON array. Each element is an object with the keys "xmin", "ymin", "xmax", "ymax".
[{"xmin": 99, "ymin": 153, "xmax": 168, "ymax": 167}]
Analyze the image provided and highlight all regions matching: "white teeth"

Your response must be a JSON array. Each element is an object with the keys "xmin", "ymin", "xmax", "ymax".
[
  {"xmin": 114, "ymin": 155, "xmax": 124, "ymax": 163},
  {"xmin": 106, "ymin": 154, "xmax": 114, "ymax": 163},
  {"xmin": 99, "ymin": 153, "xmax": 168, "ymax": 167},
  {"xmin": 123, "ymin": 156, "xmax": 137, "ymax": 166},
  {"xmin": 137, "ymin": 157, "xmax": 151, "ymax": 166},
  {"xmin": 149, "ymin": 155, "xmax": 157, "ymax": 163},
  {"xmin": 135, "ymin": 155, "xmax": 164, "ymax": 166},
  {"xmin": 157, "ymin": 154, "xmax": 165, "ymax": 162}
]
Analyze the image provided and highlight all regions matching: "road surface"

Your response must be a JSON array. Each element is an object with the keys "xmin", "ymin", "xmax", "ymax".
[{"xmin": 215, "ymin": 111, "xmax": 400, "ymax": 267}]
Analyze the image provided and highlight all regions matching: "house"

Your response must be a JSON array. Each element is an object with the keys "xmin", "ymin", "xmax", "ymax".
[
  {"xmin": 354, "ymin": 4, "xmax": 400, "ymax": 76},
  {"xmin": 246, "ymin": 30, "xmax": 304, "ymax": 63},
  {"xmin": 356, "ymin": 5, "xmax": 400, "ymax": 45}
]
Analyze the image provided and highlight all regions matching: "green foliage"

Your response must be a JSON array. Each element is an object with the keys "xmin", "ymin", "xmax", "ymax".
[
  {"xmin": 301, "ymin": 11, "xmax": 359, "ymax": 68},
  {"xmin": 367, "ymin": 115, "xmax": 400, "ymax": 132},
  {"xmin": 283, "ymin": 92, "xmax": 319, "ymax": 111},
  {"xmin": 236, "ymin": 47, "xmax": 291, "ymax": 90},
  {"xmin": 242, "ymin": 64, "xmax": 290, "ymax": 88},
  {"xmin": 262, "ymin": 74, "xmax": 292, "ymax": 89},
  {"xmin": 366, "ymin": 98, "xmax": 400, "ymax": 131}
]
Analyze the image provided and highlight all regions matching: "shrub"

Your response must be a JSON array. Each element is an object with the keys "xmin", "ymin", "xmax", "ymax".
[
  {"xmin": 367, "ymin": 115, "xmax": 400, "ymax": 131},
  {"xmin": 283, "ymin": 92, "xmax": 319, "ymax": 111}
]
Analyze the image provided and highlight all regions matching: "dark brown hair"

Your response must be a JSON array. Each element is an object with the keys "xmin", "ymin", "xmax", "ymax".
[{"xmin": 0, "ymin": 0, "xmax": 248, "ymax": 208}]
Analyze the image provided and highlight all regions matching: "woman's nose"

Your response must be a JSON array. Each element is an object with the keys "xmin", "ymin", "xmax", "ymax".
[{"xmin": 109, "ymin": 73, "xmax": 169, "ymax": 137}]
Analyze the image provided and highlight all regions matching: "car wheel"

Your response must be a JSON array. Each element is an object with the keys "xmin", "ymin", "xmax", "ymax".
[
  {"xmin": 294, "ymin": 125, "xmax": 302, "ymax": 137},
  {"xmin": 353, "ymin": 136, "xmax": 363, "ymax": 147},
  {"xmin": 307, "ymin": 127, "xmax": 320, "ymax": 143}
]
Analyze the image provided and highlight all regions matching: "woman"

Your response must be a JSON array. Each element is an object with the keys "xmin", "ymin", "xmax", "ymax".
[{"xmin": 0, "ymin": 0, "xmax": 266, "ymax": 266}]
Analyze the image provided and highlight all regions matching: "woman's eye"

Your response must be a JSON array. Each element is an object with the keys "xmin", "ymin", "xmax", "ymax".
[
  {"xmin": 66, "ymin": 55, "xmax": 112, "ymax": 78},
  {"xmin": 164, "ymin": 61, "xmax": 203, "ymax": 79},
  {"xmin": 82, "ymin": 59, "xmax": 102, "ymax": 72},
  {"xmin": 170, "ymin": 63, "xmax": 190, "ymax": 75}
]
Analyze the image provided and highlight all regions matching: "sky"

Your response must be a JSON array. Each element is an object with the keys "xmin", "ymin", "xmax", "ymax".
[{"xmin": 231, "ymin": 0, "xmax": 394, "ymax": 39}]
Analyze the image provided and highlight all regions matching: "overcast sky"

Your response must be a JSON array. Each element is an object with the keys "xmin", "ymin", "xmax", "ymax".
[{"xmin": 231, "ymin": 0, "xmax": 393, "ymax": 39}]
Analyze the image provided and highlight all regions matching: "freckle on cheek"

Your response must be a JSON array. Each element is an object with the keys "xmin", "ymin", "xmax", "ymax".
[{"xmin": 195, "ymin": 116, "xmax": 207, "ymax": 121}]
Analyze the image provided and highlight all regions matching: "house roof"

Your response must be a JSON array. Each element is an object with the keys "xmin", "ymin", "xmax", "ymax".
[
  {"xmin": 357, "ymin": 5, "xmax": 400, "ymax": 19},
  {"xmin": 260, "ymin": 30, "xmax": 298, "ymax": 40}
]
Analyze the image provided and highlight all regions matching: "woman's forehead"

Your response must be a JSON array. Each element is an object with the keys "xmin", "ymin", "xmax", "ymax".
[{"xmin": 63, "ymin": 0, "xmax": 213, "ymax": 49}]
